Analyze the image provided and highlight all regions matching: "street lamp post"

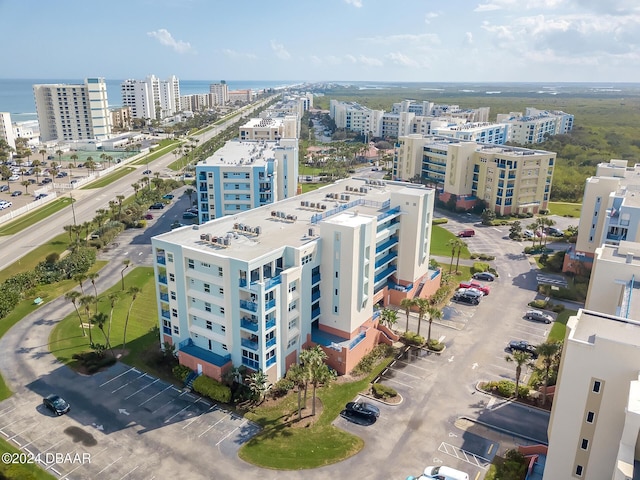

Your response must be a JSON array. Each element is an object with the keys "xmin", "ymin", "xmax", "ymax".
[{"xmin": 69, "ymin": 191, "xmax": 77, "ymax": 227}]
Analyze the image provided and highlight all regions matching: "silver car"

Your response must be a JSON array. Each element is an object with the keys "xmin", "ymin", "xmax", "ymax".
[{"xmin": 524, "ymin": 309, "xmax": 553, "ymax": 324}]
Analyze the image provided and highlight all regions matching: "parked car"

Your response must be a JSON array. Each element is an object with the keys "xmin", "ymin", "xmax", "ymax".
[
  {"xmin": 42, "ymin": 394, "xmax": 70, "ymax": 416},
  {"xmin": 457, "ymin": 229, "xmax": 475, "ymax": 238},
  {"xmin": 523, "ymin": 229, "xmax": 534, "ymax": 238},
  {"xmin": 149, "ymin": 202, "xmax": 165, "ymax": 210},
  {"xmin": 182, "ymin": 211, "xmax": 198, "ymax": 219},
  {"xmin": 408, "ymin": 465, "xmax": 470, "ymax": 480},
  {"xmin": 56, "ymin": 171, "xmax": 68, "ymax": 178},
  {"xmin": 0, "ymin": 201, "xmax": 12, "ymax": 209},
  {"xmin": 524, "ymin": 309, "xmax": 553, "ymax": 324},
  {"xmin": 144, "ymin": 213, "xmax": 154, "ymax": 220},
  {"xmin": 340, "ymin": 408, "xmax": 377, "ymax": 426},
  {"xmin": 183, "ymin": 173, "xmax": 194, "ymax": 178},
  {"xmin": 34, "ymin": 193, "xmax": 48, "ymax": 200},
  {"xmin": 459, "ymin": 281, "xmax": 490, "ymax": 295},
  {"xmin": 472, "ymin": 272, "xmax": 495, "ymax": 282},
  {"xmin": 344, "ymin": 401, "xmax": 380, "ymax": 419},
  {"xmin": 11, "ymin": 191, "xmax": 22, "ymax": 196},
  {"xmin": 0, "ymin": 185, "xmax": 9, "ymax": 192},
  {"xmin": 508, "ymin": 340, "xmax": 538, "ymax": 359},
  {"xmin": 545, "ymin": 226, "xmax": 564, "ymax": 237},
  {"xmin": 452, "ymin": 292, "xmax": 480, "ymax": 305},
  {"xmin": 456, "ymin": 287, "xmax": 484, "ymax": 299},
  {"xmin": 186, "ymin": 207, "xmax": 198, "ymax": 214},
  {"xmin": 8, "ymin": 175, "xmax": 20, "ymax": 181},
  {"xmin": 162, "ymin": 194, "xmax": 174, "ymax": 200},
  {"xmin": 76, "ymin": 163, "xmax": 84, "ymax": 168},
  {"xmin": 142, "ymin": 169, "xmax": 152, "ymax": 175},
  {"xmin": 41, "ymin": 178, "xmax": 52, "ymax": 184}
]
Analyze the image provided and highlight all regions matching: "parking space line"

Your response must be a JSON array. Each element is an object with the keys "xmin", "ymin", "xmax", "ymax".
[
  {"xmin": 164, "ymin": 404, "xmax": 193, "ymax": 423},
  {"xmin": 8, "ymin": 423, "xmax": 38, "ymax": 441},
  {"xmin": 182, "ymin": 404, "xmax": 215, "ymax": 430},
  {"xmin": 379, "ymin": 377, "xmax": 413, "ymax": 389},
  {"xmin": 0, "ymin": 406, "xmax": 16, "ymax": 418},
  {"xmin": 139, "ymin": 384, "xmax": 174, "ymax": 406},
  {"xmin": 125, "ymin": 378, "xmax": 159, "ymax": 399},
  {"xmin": 21, "ymin": 429, "xmax": 54, "ymax": 449},
  {"xmin": 393, "ymin": 360, "xmax": 432, "ymax": 372},
  {"xmin": 96, "ymin": 455, "xmax": 123, "ymax": 475},
  {"xmin": 119, "ymin": 465, "xmax": 140, "ymax": 479},
  {"xmin": 198, "ymin": 417, "xmax": 225, "ymax": 437},
  {"xmin": 111, "ymin": 372, "xmax": 147, "ymax": 394},
  {"xmin": 61, "ymin": 462, "xmax": 87, "ymax": 479},
  {"xmin": 0, "ymin": 417, "xmax": 27, "ymax": 432},
  {"xmin": 215, "ymin": 420, "xmax": 248, "ymax": 446},
  {"xmin": 41, "ymin": 439, "xmax": 65, "ymax": 453},
  {"xmin": 387, "ymin": 368, "xmax": 421, "ymax": 379},
  {"xmin": 99, "ymin": 366, "xmax": 138, "ymax": 387}
]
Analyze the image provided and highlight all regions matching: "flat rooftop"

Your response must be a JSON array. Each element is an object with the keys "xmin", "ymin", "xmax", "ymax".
[
  {"xmin": 196, "ymin": 140, "xmax": 278, "ymax": 167},
  {"xmin": 571, "ymin": 309, "xmax": 640, "ymax": 345},
  {"xmin": 241, "ymin": 118, "xmax": 283, "ymax": 129},
  {"xmin": 154, "ymin": 178, "xmax": 430, "ymax": 260}
]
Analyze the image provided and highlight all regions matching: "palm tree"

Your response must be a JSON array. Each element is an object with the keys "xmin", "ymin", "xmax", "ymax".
[
  {"xmin": 122, "ymin": 286, "xmax": 141, "ymax": 351},
  {"xmin": 116, "ymin": 195, "xmax": 125, "ymax": 219},
  {"xmin": 120, "ymin": 259, "xmax": 130, "ymax": 290},
  {"xmin": 90, "ymin": 312, "xmax": 111, "ymax": 351},
  {"xmin": 63, "ymin": 225, "xmax": 74, "ymax": 243},
  {"xmin": 88, "ymin": 272, "xmax": 100, "ymax": 313},
  {"xmin": 414, "ymin": 298, "xmax": 430, "ymax": 338},
  {"xmin": 308, "ymin": 360, "xmax": 334, "ymax": 416},
  {"xmin": 70, "ymin": 153, "xmax": 79, "ymax": 168},
  {"xmin": 39, "ymin": 149, "xmax": 46, "ymax": 165},
  {"xmin": 185, "ymin": 187, "xmax": 194, "ymax": 206},
  {"xmin": 286, "ymin": 364, "xmax": 307, "ymax": 420},
  {"xmin": 107, "ymin": 293, "xmax": 119, "ymax": 355},
  {"xmin": 65, "ymin": 291, "xmax": 86, "ymax": 337},
  {"xmin": 447, "ymin": 238, "xmax": 465, "ymax": 274},
  {"xmin": 55, "ymin": 149, "xmax": 63, "ymax": 164},
  {"xmin": 400, "ymin": 298, "xmax": 416, "ymax": 333},
  {"xmin": 379, "ymin": 308, "xmax": 398, "ymax": 331},
  {"xmin": 131, "ymin": 182, "xmax": 140, "ymax": 197},
  {"xmin": 21, "ymin": 180, "xmax": 30, "ymax": 194},
  {"xmin": 73, "ymin": 273, "xmax": 87, "ymax": 295},
  {"xmin": 426, "ymin": 307, "xmax": 442, "ymax": 344},
  {"xmin": 536, "ymin": 341, "xmax": 562, "ymax": 406},
  {"xmin": 505, "ymin": 350, "xmax": 534, "ymax": 399},
  {"xmin": 299, "ymin": 345, "xmax": 326, "ymax": 406},
  {"xmin": 247, "ymin": 370, "xmax": 271, "ymax": 404},
  {"xmin": 79, "ymin": 295, "xmax": 96, "ymax": 345}
]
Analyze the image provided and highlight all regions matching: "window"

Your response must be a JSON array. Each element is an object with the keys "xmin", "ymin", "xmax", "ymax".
[
  {"xmin": 188, "ymin": 259, "xmax": 194, "ymax": 269},
  {"xmin": 169, "ymin": 273, "xmax": 175, "ymax": 282},
  {"xmin": 218, "ymin": 267, "xmax": 223, "ymax": 277},
  {"xmin": 593, "ymin": 380, "xmax": 601, "ymax": 393},
  {"xmin": 586, "ymin": 411, "xmax": 595, "ymax": 423},
  {"xmin": 170, "ymin": 291, "xmax": 176, "ymax": 300},
  {"xmin": 208, "ymin": 339, "xmax": 212, "ymax": 350},
  {"xmin": 167, "ymin": 253, "xmax": 173, "ymax": 263},
  {"xmin": 335, "ymin": 271, "xmax": 339, "ymax": 278},
  {"xmin": 222, "ymin": 344, "xmax": 228, "ymax": 350},
  {"xmin": 581, "ymin": 439, "xmax": 588, "ymax": 450},
  {"xmin": 220, "ymin": 307, "xmax": 225, "ymax": 314},
  {"xmin": 173, "ymin": 325, "xmax": 179, "ymax": 335},
  {"xmin": 221, "ymin": 325, "xmax": 225, "ymax": 332},
  {"xmin": 205, "ymin": 302, "xmax": 211, "ymax": 312},
  {"xmin": 219, "ymin": 287, "xmax": 224, "ymax": 295},
  {"xmin": 334, "ymin": 306, "xmax": 338, "ymax": 313},
  {"xmin": 162, "ymin": 319, "xmax": 170, "ymax": 328},
  {"xmin": 301, "ymin": 254, "xmax": 312, "ymax": 265},
  {"xmin": 288, "ymin": 282, "xmax": 297, "ymax": 293},
  {"xmin": 204, "ymin": 283, "xmax": 210, "ymax": 293},
  {"xmin": 288, "ymin": 318, "xmax": 297, "ymax": 329},
  {"xmin": 201, "ymin": 262, "xmax": 210, "ymax": 268},
  {"xmin": 575, "ymin": 465, "xmax": 583, "ymax": 477},
  {"xmin": 206, "ymin": 321, "xmax": 212, "ymax": 330},
  {"xmin": 288, "ymin": 301, "xmax": 297, "ymax": 312}
]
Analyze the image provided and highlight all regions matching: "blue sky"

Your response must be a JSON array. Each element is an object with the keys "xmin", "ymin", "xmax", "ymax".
[{"xmin": 1, "ymin": 0, "xmax": 639, "ymax": 82}]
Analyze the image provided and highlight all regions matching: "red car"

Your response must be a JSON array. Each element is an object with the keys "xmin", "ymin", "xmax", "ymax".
[
  {"xmin": 459, "ymin": 280, "xmax": 490, "ymax": 295},
  {"xmin": 144, "ymin": 213, "xmax": 154, "ymax": 220}
]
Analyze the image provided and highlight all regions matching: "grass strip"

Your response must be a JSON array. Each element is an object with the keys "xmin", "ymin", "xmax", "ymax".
[
  {"xmin": 80, "ymin": 167, "xmax": 136, "ymax": 189},
  {"xmin": 0, "ymin": 198, "xmax": 73, "ymax": 236}
]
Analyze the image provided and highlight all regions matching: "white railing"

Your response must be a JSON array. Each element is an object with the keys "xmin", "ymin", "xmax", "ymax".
[{"xmin": 0, "ymin": 191, "xmax": 58, "ymax": 225}]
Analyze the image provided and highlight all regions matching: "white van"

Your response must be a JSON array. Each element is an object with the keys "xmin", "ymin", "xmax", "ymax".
[{"xmin": 409, "ymin": 465, "xmax": 470, "ymax": 480}]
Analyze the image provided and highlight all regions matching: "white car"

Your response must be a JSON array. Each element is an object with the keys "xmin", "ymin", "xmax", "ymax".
[
  {"xmin": 0, "ymin": 201, "xmax": 12, "ymax": 209},
  {"xmin": 8, "ymin": 175, "xmax": 20, "ymax": 181}
]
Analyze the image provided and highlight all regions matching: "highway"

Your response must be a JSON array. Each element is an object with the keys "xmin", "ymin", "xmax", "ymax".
[{"xmin": 0, "ymin": 96, "xmax": 276, "ymax": 272}]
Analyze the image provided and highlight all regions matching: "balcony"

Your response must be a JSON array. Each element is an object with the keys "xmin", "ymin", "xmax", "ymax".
[
  {"xmin": 239, "ymin": 278, "xmax": 248, "ymax": 288},
  {"xmin": 178, "ymin": 338, "xmax": 231, "ymax": 367},
  {"xmin": 162, "ymin": 326, "xmax": 171, "ymax": 335},
  {"xmin": 158, "ymin": 275, "xmax": 167, "ymax": 284},
  {"xmin": 265, "ymin": 299, "xmax": 276, "ymax": 310},
  {"xmin": 312, "ymin": 273, "xmax": 321, "ymax": 285},
  {"xmin": 198, "ymin": 173, "xmax": 206, "ymax": 181},
  {"xmin": 375, "ymin": 264, "xmax": 397, "ymax": 283},
  {"xmin": 311, "ymin": 307, "xmax": 321, "ymax": 319},
  {"xmin": 241, "ymin": 338, "xmax": 259, "ymax": 351},
  {"xmin": 242, "ymin": 357, "xmax": 259, "ymax": 370},
  {"xmin": 265, "ymin": 318, "xmax": 276, "ymax": 330},
  {"xmin": 240, "ymin": 299, "xmax": 258, "ymax": 312},
  {"xmin": 377, "ymin": 206, "xmax": 401, "ymax": 222},
  {"xmin": 241, "ymin": 317, "xmax": 259, "ymax": 332},
  {"xmin": 161, "ymin": 310, "xmax": 170, "ymax": 319},
  {"xmin": 266, "ymin": 356, "xmax": 277, "ymax": 368},
  {"xmin": 376, "ymin": 236, "xmax": 399, "ymax": 254},
  {"xmin": 156, "ymin": 256, "xmax": 166, "ymax": 265},
  {"xmin": 159, "ymin": 292, "xmax": 169, "ymax": 302},
  {"xmin": 199, "ymin": 186, "xmax": 207, "ymax": 192},
  {"xmin": 266, "ymin": 338, "xmax": 276, "ymax": 348},
  {"xmin": 348, "ymin": 331, "xmax": 367, "ymax": 350},
  {"xmin": 311, "ymin": 290, "xmax": 321, "ymax": 302},
  {"xmin": 264, "ymin": 275, "xmax": 282, "ymax": 290},
  {"xmin": 375, "ymin": 251, "xmax": 398, "ymax": 269}
]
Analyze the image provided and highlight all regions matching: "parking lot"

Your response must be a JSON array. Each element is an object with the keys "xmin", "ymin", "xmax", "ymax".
[{"xmin": 1, "ymin": 363, "xmax": 259, "ymax": 479}]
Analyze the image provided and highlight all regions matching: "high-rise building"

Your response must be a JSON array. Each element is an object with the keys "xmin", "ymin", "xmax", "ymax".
[
  {"xmin": 0, "ymin": 112, "xmax": 16, "ymax": 154},
  {"xmin": 33, "ymin": 78, "xmax": 112, "ymax": 142},
  {"xmin": 497, "ymin": 108, "xmax": 574, "ymax": 145},
  {"xmin": 209, "ymin": 83, "xmax": 229, "ymax": 105},
  {"xmin": 151, "ymin": 179, "xmax": 437, "ymax": 382},
  {"xmin": 330, "ymin": 100, "xmax": 384, "ymax": 137},
  {"xmin": 121, "ymin": 75, "xmax": 181, "ymax": 120},
  {"xmin": 394, "ymin": 134, "xmax": 555, "ymax": 215},
  {"xmin": 239, "ymin": 116, "xmax": 298, "ymax": 141}
]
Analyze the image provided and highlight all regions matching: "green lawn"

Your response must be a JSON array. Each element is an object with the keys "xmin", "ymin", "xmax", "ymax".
[
  {"xmin": 239, "ymin": 357, "xmax": 392, "ymax": 469},
  {"xmin": 0, "ymin": 373, "xmax": 11, "ymax": 401},
  {"xmin": 430, "ymin": 225, "xmax": 471, "ymax": 259},
  {"xmin": 0, "ymin": 438, "xmax": 56, "ymax": 480},
  {"xmin": 80, "ymin": 167, "xmax": 136, "ymax": 189},
  {"xmin": 300, "ymin": 183, "xmax": 323, "ymax": 193},
  {"xmin": 0, "ymin": 234, "xmax": 70, "ymax": 283},
  {"xmin": 548, "ymin": 309, "xmax": 576, "ymax": 343},
  {"xmin": 0, "ymin": 198, "xmax": 74, "ymax": 236},
  {"xmin": 129, "ymin": 140, "xmax": 181, "ymax": 166},
  {"xmin": 299, "ymin": 165, "xmax": 325, "ymax": 175},
  {"xmin": 548, "ymin": 202, "xmax": 582, "ymax": 218},
  {"xmin": 49, "ymin": 267, "xmax": 158, "ymax": 369}
]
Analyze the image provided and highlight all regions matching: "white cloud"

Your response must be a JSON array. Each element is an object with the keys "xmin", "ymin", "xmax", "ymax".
[
  {"xmin": 359, "ymin": 33, "xmax": 440, "ymax": 45},
  {"xmin": 474, "ymin": 0, "xmax": 566, "ymax": 12},
  {"xmin": 222, "ymin": 49, "xmax": 257, "ymax": 60},
  {"xmin": 424, "ymin": 11, "xmax": 439, "ymax": 23},
  {"xmin": 356, "ymin": 55, "xmax": 383, "ymax": 67},
  {"xmin": 464, "ymin": 32, "xmax": 474, "ymax": 45},
  {"xmin": 270, "ymin": 40, "xmax": 291, "ymax": 60},
  {"xmin": 474, "ymin": 3, "xmax": 502, "ymax": 12},
  {"xmin": 147, "ymin": 29, "xmax": 192, "ymax": 54},
  {"xmin": 344, "ymin": 0, "xmax": 363, "ymax": 7},
  {"xmin": 386, "ymin": 52, "xmax": 420, "ymax": 67},
  {"xmin": 309, "ymin": 55, "xmax": 323, "ymax": 65}
]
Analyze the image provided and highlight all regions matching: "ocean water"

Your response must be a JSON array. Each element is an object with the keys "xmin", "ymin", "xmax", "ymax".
[{"xmin": 0, "ymin": 79, "xmax": 300, "ymax": 121}]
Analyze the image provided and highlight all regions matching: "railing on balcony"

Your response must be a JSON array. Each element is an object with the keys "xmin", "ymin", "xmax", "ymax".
[
  {"xmin": 264, "ymin": 275, "xmax": 281, "ymax": 290},
  {"xmin": 159, "ymin": 292, "xmax": 169, "ymax": 302},
  {"xmin": 376, "ymin": 236, "xmax": 399, "ymax": 253},
  {"xmin": 311, "ymin": 307, "xmax": 321, "ymax": 319},
  {"xmin": 265, "ymin": 318, "xmax": 276, "ymax": 330},
  {"xmin": 162, "ymin": 326, "xmax": 171, "ymax": 335},
  {"xmin": 241, "ymin": 317, "xmax": 259, "ymax": 332},
  {"xmin": 372, "ymin": 310, "xmax": 381, "ymax": 320},
  {"xmin": 375, "ymin": 251, "xmax": 398, "ymax": 269},
  {"xmin": 158, "ymin": 275, "xmax": 167, "ymax": 284},
  {"xmin": 241, "ymin": 338, "xmax": 259, "ymax": 351},
  {"xmin": 156, "ymin": 256, "xmax": 166, "ymax": 265},
  {"xmin": 375, "ymin": 264, "xmax": 397, "ymax": 283},
  {"xmin": 266, "ymin": 338, "xmax": 276, "ymax": 348},
  {"xmin": 312, "ymin": 273, "xmax": 321, "ymax": 284},
  {"xmin": 266, "ymin": 356, "xmax": 277, "ymax": 367},
  {"xmin": 311, "ymin": 290, "xmax": 321, "ymax": 302},
  {"xmin": 377, "ymin": 206, "xmax": 401, "ymax": 222},
  {"xmin": 239, "ymin": 278, "xmax": 248, "ymax": 288},
  {"xmin": 161, "ymin": 310, "xmax": 170, "ymax": 319},
  {"xmin": 199, "ymin": 186, "xmax": 207, "ymax": 192},
  {"xmin": 242, "ymin": 357, "xmax": 259, "ymax": 370},
  {"xmin": 348, "ymin": 331, "xmax": 367, "ymax": 350},
  {"xmin": 240, "ymin": 299, "xmax": 258, "ymax": 312},
  {"xmin": 265, "ymin": 299, "xmax": 276, "ymax": 310}
]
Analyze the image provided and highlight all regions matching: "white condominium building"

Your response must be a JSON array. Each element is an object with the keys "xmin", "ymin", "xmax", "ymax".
[
  {"xmin": 544, "ymin": 241, "xmax": 640, "ymax": 480},
  {"xmin": 209, "ymin": 83, "xmax": 229, "ymax": 105},
  {"xmin": 151, "ymin": 179, "xmax": 437, "ymax": 382},
  {"xmin": 239, "ymin": 116, "xmax": 298, "ymax": 141},
  {"xmin": 0, "ymin": 112, "xmax": 16, "ymax": 153},
  {"xmin": 497, "ymin": 107, "xmax": 574, "ymax": 145},
  {"xmin": 395, "ymin": 134, "xmax": 555, "ymax": 215},
  {"xmin": 195, "ymin": 138, "xmax": 299, "ymax": 221},
  {"xmin": 330, "ymin": 100, "xmax": 384, "ymax": 137},
  {"xmin": 121, "ymin": 75, "xmax": 181, "ymax": 120},
  {"xmin": 33, "ymin": 78, "xmax": 112, "ymax": 142},
  {"xmin": 564, "ymin": 160, "xmax": 640, "ymax": 273}
]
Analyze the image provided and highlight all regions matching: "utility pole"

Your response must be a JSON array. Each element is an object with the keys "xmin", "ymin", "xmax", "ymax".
[{"xmin": 69, "ymin": 191, "xmax": 77, "ymax": 226}]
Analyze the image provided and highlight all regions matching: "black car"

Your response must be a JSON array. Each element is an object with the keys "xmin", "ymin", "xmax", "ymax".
[
  {"xmin": 472, "ymin": 272, "xmax": 495, "ymax": 282},
  {"xmin": 452, "ymin": 292, "xmax": 480, "ymax": 305},
  {"xmin": 340, "ymin": 408, "xmax": 377, "ymax": 426},
  {"xmin": 11, "ymin": 191, "xmax": 22, "ymax": 196},
  {"xmin": 508, "ymin": 340, "xmax": 538, "ymax": 359},
  {"xmin": 345, "ymin": 401, "xmax": 380, "ymax": 419},
  {"xmin": 142, "ymin": 169, "xmax": 152, "ymax": 175},
  {"xmin": 43, "ymin": 394, "xmax": 70, "ymax": 416},
  {"xmin": 149, "ymin": 202, "xmax": 165, "ymax": 210},
  {"xmin": 41, "ymin": 178, "xmax": 52, "ymax": 184}
]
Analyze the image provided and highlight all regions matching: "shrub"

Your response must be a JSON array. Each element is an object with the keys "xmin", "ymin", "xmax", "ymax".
[
  {"xmin": 539, "ymin": 209, "xmax": 549, "ymax": 215},
  {"xmin": 551, "ymin": 303, "xmax": 565, "ymax": 313},
  {"xmin": 270, "ymin": 377, "xmax": 294, "ymax": 398},
  {"xmin": 71, "ymin": 351, "xmax": 116, "ymax": 374},
  {"xmin": 471, "ymin": 262, "xmax": 490, "ymax": 274},
  {"xmin": 432, "ymin": 218, "xmax": 448, "ymax": 225},
  {"xmin": 528, "ymin": 299, "xmax": 548, "ymax": 309},
  {"xmin": 470, "ymin": 253, "xmax": 479, "ymax": 259},
  {"xmin": 478, "ymin": 253, "xmax": 495, "ymax": 261},
  {"xmin": 372, "ymin": 383, "xmax": 397, "ymax": 399},
  {"xmin": 402, "ymin": 331, "xmax": 425, "ymax": 346},
  {"xmin": 353, "ymin": 344, "xmax": 395, "ymax": 375},
  {"xmin": 172, "ymin": 364, "xmax": 193, "ymax": 383},
  {"xmin": 192, "ymin": 375, "xmax": 231, "ymax": 403},
  {"xmin": 427, "ymin": 339, "xmax": 444, "ymax": 352}
]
